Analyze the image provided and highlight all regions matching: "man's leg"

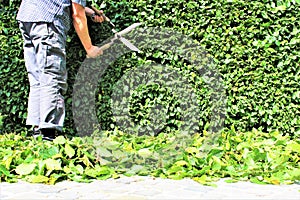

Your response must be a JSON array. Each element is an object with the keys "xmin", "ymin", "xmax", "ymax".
[
  {"xmin": 19, "ymin": 22, "xmax": 41, "ymax": 128},
  {"xmin": 31, "ymin": 21, "xmax": 68, "ymax": 134}
]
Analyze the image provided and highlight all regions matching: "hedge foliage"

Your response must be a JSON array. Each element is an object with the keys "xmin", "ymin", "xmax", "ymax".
[{"xmin": 0, "ymin": 0, "xmax": 299, "ymax": 138}]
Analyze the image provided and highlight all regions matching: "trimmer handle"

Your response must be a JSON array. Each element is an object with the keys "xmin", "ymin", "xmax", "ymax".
[{"xmin": 99, "ymin": 43, "xmax": 111, "ymax": 51}]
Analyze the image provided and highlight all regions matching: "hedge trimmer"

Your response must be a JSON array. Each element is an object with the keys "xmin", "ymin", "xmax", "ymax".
[{"xmin": 91, "ymin": 6, "xmax": 141, "ymax": 53}]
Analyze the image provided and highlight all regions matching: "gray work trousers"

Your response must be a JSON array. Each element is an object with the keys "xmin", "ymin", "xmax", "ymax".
[{"xmin": 19, "ymin": 19, "xmax": 69, "ymax": 131}]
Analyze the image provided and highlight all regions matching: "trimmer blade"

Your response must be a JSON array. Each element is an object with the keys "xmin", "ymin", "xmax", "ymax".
[
  {"xmin": 117, "ymin": 23, "xmax": 142, "ymax": 36},
  {"xmin": 119, "ymin": 37, "xmax": 141, "ymax": 52}
]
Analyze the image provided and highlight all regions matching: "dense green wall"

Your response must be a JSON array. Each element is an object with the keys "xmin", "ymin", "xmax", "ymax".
[{"xmin": 0, "ymin": 0, "xmax": 299, "ymax": 138}]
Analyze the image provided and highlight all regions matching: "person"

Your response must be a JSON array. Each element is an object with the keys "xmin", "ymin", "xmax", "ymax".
[{"xmin": 16, "ymin": 0, "xmax": 105, "ymax": 141}]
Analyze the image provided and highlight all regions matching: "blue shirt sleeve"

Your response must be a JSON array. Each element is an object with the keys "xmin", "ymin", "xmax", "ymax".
[{"xmin": 72, "ymin": 0, "xmax": 86, "ymax": 7}]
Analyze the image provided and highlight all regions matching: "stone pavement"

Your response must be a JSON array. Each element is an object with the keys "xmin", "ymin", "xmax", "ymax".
[{"xmin": 0, "ymin": 176, "xmax": 299, "ymax": 199}]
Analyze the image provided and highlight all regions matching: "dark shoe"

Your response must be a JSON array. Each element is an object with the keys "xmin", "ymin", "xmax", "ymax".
[
  {"xmin": 31, "ymin": 126, "xmax": 43, "ymax": 139},
  {"xmin": 40, "ymin": 129, "xmax": 61, "ymax": 141}
]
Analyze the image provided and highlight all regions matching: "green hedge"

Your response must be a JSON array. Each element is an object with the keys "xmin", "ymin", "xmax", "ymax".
[
  {"xmin": 0, "ymin": 3, "xmax": 27, "ymax": 133},
  {"xmin": 0, "ymin": 0, "xmax": 299, "ymax": 137}
]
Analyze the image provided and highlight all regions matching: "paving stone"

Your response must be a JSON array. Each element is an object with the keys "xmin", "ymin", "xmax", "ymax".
[
  {"xmin": 57, "ymin": 189, "xmax": 83, "ymax": 199},
  {"xmin": 78, "ymin": 192, "xmax": 111, "ymax": 199},
  {"xmin": 109, "ymin": 194, "xmax": 148, "ymax": 200},
  {"xmin": 130, "ymin": 189, "xmax": 161, "ymax": 196},
  {"xmin": 7, "ymin": 192, "xmax": 51, "ymax": 200},
  {"xmin": 0, "ymin": 194, "xmax": 9, "ymax": 199}
]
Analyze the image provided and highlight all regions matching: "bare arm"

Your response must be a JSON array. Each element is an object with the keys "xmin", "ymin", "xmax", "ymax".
[{"xmin": 72, "ymin": 2, "xmax": 102, "ymax": 58}]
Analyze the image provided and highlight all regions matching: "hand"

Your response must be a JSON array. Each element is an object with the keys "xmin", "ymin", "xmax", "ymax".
[
  {"xmin": 92, "ymin": 15, "xmax": 105, "ymax": 23},
  {"xmin": 85, "ymin": 7, "xmax": 105, "ymax": 23},
  {"xmin": 86, "ymin": 45, "xmax": 103, "ymax": 58},
  {"xmin": 91, "ymin": 10, "xmax": 105, "ymax": 23}
]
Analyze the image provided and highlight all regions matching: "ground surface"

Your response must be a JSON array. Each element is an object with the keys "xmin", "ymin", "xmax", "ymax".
[{"xmin": 1, "ymin": 176, "xmax": 299, "ymax": 199}]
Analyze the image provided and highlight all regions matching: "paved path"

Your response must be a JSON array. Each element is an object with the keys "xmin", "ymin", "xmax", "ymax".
[{"xmin": 1, "ymin": 176, "xmax": 299, "ymax": 199}]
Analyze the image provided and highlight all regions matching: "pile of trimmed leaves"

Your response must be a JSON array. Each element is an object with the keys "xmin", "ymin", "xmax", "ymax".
[{"xmin": 1, "ymin": 128, "xmax": 299, "ymax": 185}]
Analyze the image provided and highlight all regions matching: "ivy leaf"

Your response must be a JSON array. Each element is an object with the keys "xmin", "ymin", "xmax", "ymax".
[
  {"xmin": 211, "ymin": 156, "xmax": 222, "ymax": 171},
  {"xmin": 85, "ymin": 168, "xmax": 98, "ymax": 178},
  {"xmin": 250, "ymin": 177, "xmax": 268, "ymax": 185},
  {"xmin": 185, "ymin": 147, "xmax": 199, "ymax": 154},
  {"xmin": 71, "ymin": 164, "xmax": 84, "ymax": 175},
  {"xmin": 286, "ymin": 141, "xmax": 300, "ymax": 152},
  {"xmin": 96, "ymin": 147, "xmax": 112, "ymax": 157},
  {"xmin": 4, "ymin": 156, "xmax": 12, "ymax": 170},
  {"xmin": 25, "ymin": 175, "xmax": 49, "ymax": 183},
  {"xmin": 275, "ymin": 5, "xmax": 286, "ymax": 12},
  {"xmin": 86, "ymin": 165, "xmax": 114, "ymax": 179},
  {"xmin": 193, "ymin": 175, "xmax": 217, "ymax": 186},
  {"xmin": 63, "ymin": 166, "xmax": 72, "ymax": 174},
  {"xmin": 104, "ymin": 140, "xmax": 120, "ymax": 150},
  {"xmin": 15, "ymin": 163, "xmax": 36, "ymax": 176},
  {"xmin": 44, "ymin": 158, "xmax": 62, "ymax": 171},
  {"xmin": 0, "ymin": 164, "xmax": 12, "ymax": 177},
  {"xmin": 174, "ymin": 160, "xmax": 189, "ymax": 166},
  {"xmin": 49, "ymin": 173, "xmax": 64, "ymax": 185},
  {"xmin": 53, "ymin": 136, "xmax": 66, "ymax": 145},
  {"xmin": 65, "ymin": 143, "xmax": 75, "ymax": 158},
  {"xmin": 287, "ymin": 168, "xmax": 300, "ymax": 180},
  {"xmin": 137, "ymin": 148, "xmax": 152, "ymax": 158},
  {"xmin": 224, "ymin": 179, "xmax": 238, "ymax": 183},
  {"xmin": 81, "ymin": 154, "xmax": 94, "ymax": 167}
]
